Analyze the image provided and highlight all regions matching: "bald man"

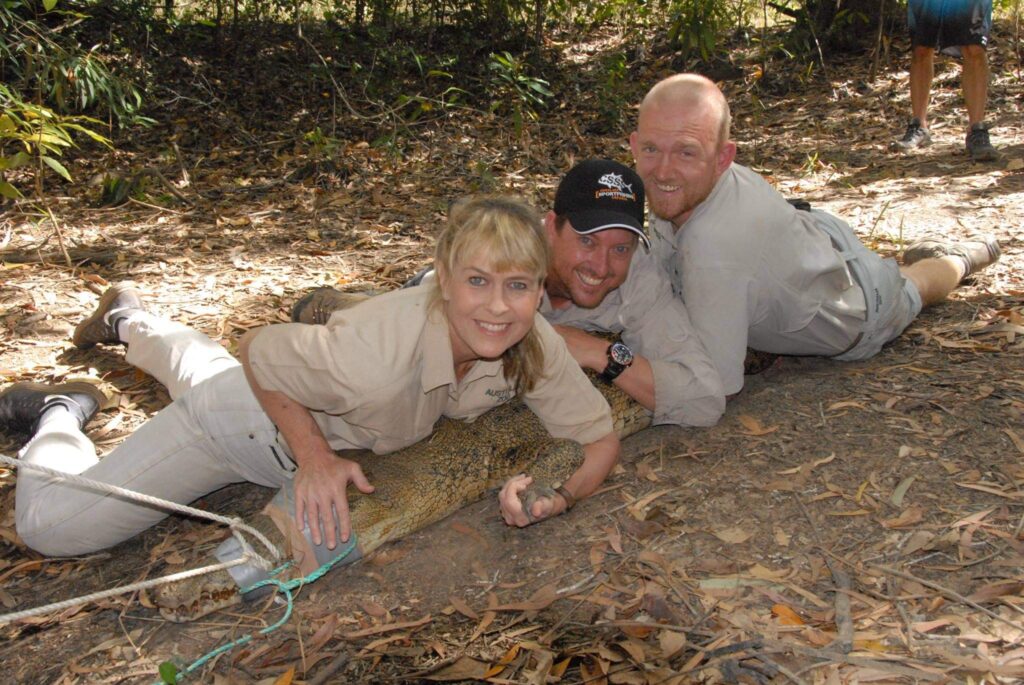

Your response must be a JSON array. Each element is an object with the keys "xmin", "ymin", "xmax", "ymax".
[{"xmin": 630, "ymin": 73, "xmax": 1001, "ymax": 395}]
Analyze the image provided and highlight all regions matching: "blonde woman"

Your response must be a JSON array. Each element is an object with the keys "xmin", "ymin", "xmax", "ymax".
[{"xmin": 2, "ymin": 196, "xmax": 619, "ymax": 558}]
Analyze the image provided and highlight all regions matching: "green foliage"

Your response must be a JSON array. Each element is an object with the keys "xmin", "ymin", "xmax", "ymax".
[
  {"xmin": 668, "ymin": 0, "xmax": 734, "ymax": 60},
  {"xmin": 588, "ymin": 50, "xmax": 633, "ymax": 131},
  {"xmin": 0, "ymin": 0, "xmax": 153, "ymax": 128},
  {"xmin": 303, "ymin": 126, "xmax": 344, "ymax": 161},
  {"xmin": 0, "ymin": 83, "xmax": 111, "ymax": 198},
  {"xmin": 487, "ymin": 51, "xmax": 553, "ymax": 131},
  {"xmin": 157, "ymin": 660, "xmax": 179, "ymax": 684}
]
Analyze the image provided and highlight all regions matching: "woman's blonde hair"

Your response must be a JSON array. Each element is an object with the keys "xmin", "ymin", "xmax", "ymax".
[{"xmin": 433, "ymin": 195, "xmax": 550, "ymax": 395}]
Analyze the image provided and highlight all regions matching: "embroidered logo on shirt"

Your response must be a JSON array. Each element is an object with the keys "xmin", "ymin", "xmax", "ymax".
[
  {"xmin": 596, "ymin": 173, "xmax": 636, "ymax": 202},
  {"xmin": 485, "ymin": 388, "xmax": 514, "ymax": 403}
]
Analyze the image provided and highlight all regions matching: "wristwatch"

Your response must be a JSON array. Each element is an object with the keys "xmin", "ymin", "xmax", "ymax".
[{"xmin": 598, "ymin": 341, "xmax": 633, "ymax": 383}]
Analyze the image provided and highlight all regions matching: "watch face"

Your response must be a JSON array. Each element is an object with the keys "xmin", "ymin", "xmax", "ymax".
[{"xmin": 609, "ymin": 342, "xmax": 633, "ymax": 366}]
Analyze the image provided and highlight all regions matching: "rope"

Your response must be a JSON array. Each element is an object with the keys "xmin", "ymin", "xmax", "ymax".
[
  {"xmin": 0, "ymin": 455, "xmax": 280, "ymax": 562},
  {"xmin": 0, "ymin": 452, "xmax": 361, "ymax": 683},
  {"xmin": 0, "ymin": 454, "xmax": 283, "ymax": 624},
  {"xmin": 165, "ymin": 536, "xmax": 360, "ymax": 684},
  {"xmin": 0, "ymin": 558, "xmax": 254, "ymax": 624}
]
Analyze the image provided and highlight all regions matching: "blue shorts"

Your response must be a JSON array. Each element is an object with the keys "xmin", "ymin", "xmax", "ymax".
[{"xmin": 909, "ymin": 0, "xmax": 992, "ymax": 51}]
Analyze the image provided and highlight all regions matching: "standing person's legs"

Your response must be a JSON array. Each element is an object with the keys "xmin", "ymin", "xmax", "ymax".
[
  {"xmin": 894, "ymin": 0, "xmax": 938, "ymax": 150},
  {"xmin": 909, "ymin": 45, "xmax": 935, "ymax": 127},
  {"xmin": 955, "ymin": 0, "xmax": 997, "ymax": 160},
  {"xmin": 961, "ymin": 44, "xmax": 989, "ymax": 126}
]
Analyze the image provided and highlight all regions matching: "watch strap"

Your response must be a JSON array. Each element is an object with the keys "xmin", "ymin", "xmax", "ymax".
[{"xmin": 555, "ymin": 485, "xmax": 576, "ymax": 512}]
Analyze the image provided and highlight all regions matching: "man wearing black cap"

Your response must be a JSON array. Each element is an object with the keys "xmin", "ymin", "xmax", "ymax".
[
  {"xmin": 538, "ymin": 159, "xmax": 724, "ymax": 427},
  {"xmin": 294, "ymin": 159, "xmax": 726, "ymax": 428}
]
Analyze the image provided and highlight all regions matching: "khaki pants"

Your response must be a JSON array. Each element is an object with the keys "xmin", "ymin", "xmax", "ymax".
[{"xmin": 15, "ymin": 313, "xmax": 294, "ymax": 556}]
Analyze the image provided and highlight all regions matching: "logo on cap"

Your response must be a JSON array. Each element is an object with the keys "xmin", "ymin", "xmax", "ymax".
[{"xmin": 597, "ymin": 173, "xmax": 636, "ymax": 202}]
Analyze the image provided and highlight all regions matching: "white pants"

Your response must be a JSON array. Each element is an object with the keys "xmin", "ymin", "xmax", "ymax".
[{"xmin": 15, "ymin": 314, "xmax": 295, "ymax": 556}]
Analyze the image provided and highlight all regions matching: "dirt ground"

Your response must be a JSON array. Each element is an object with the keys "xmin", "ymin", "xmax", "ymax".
[{"xmin": 1, "ymin": 24, "xmax": 1023, "ymax": 685}]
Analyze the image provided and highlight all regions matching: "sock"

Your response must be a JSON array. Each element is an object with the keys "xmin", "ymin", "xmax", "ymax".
[
  {"xmin": 954, "ymin": 255, "xmax": 972, "ymax": 280},
  {"xmin": 111, "ymin": 308, "xmax": 143, "ymax": 343},
  {"xmin": 36, "ymin": 401, "xmax": 81, "ymax": 432}
]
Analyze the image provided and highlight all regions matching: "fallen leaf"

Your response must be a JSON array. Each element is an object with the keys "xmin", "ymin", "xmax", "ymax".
[
  {"xmin": 771, "ymin": 603, "xmax": 805, "ymax": 625},
  {"xmin": 1004, "ymin": 429, "xmax": 1024, "ymax": 456},
  {"xmin": 448, "ymin": 596, "xmax": 478, "ymax": 620},
  {"xmin": 272, "ymin": 666, "xmax": 295, "ymax": 685},
  {"xmin": 880, "ymin": 505, "xmax": 924, "ymax": 529},
  {"xmin": 890, "ymin": 475, "xmax": 916, "ymax": 507},
  {"xmin": 423, "ymin": 656, "xmax": 490, "ymax": 681},
  {"xmin": 658, "ymin": 630, "xmax": 687, "ymax": 659},
  {"xmin": 737, "ymin": 414, "xmax": 778, "ymax": 436}
]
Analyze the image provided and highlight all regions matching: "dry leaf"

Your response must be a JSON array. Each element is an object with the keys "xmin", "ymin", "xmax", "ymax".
[
  {"xmin": 771, "ymin": 603, "xmax": 805, "ymax": 625},
  {"xmin": 737, "ymin": 414, "xmax": 778, "ymax": 436},
  {"xmin": 448, "ymin": 595, "xmax": 478, "ymax": 620},
  {"xmin": 658, "ymin": 630, "xmax": 687, "ymax": 659},
  {"xmin": 880, "ymin": 505, "xmax": 924, "ymax": 529},
  {"xmin": 423, "ymin": 656, "xmax": 490, "ymax": 681},
  {"xmin": 890, "ymin": 475, "xmax": 915, "ymax": 507}
]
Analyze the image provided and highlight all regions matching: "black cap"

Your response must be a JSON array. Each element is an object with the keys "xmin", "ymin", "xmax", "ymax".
[{"xmin": 554, "ymin": 159, "xmax": 649, "ymax": 248}]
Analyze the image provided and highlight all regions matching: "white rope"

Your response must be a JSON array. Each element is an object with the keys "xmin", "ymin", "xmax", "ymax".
[
  {"xmin": 0, "ymin": 454, "xmax": 281, "ymax": 561},
  {"xmin": 0, "ymin": 558, "xmax": 254, "ymax": 625},
  {"xmin": 0, "ymin": 454, "xmax": 286, "ymax": 625}
]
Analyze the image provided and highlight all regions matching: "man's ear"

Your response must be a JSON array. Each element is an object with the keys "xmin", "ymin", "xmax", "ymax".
[
  {"xmin": 717, "ymin": 140, "xmax": 737, "ymax": 175},
  {"xmin": 543, "ymin": 211, "xmax": 558, "ymax": 240},
  {"xmin": 629, "ymin": 130, "xmax": 639, "ymax": 161}
]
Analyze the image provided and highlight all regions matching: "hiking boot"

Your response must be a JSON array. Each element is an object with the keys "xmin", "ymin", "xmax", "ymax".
[
  {"xmin": 892, "ymin": 119, "xmax": 932, "ymax": 151},
  {"xmin": 291, "ymin": 288, "xmax": 371, "ymax": 325},
  {"xmin": 966, "ymin": 123, "xmax": 998, "ymax": 162},
  {"xmin": 73, "ymin": 283, "xmax": 145, "ymax": 348},
  {"xmin": 0, "ymin": 381, "xmax": 106, "ymax": 434},
  {"xmin": 903, "ymin": 236, "xmax": 1001, "ymax": 280}
]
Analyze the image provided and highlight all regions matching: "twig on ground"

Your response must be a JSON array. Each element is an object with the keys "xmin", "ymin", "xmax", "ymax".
[
  {"xmin": 308, "ymin": 648, "xmax": 349, "ymax": 685},
  {"xmin": 871, "ymin": 564, "xmax": 1024, "ymax": 634},
  {"xmin": 793, "ymin": 494, "xmax": 854, "ymax": 652}
]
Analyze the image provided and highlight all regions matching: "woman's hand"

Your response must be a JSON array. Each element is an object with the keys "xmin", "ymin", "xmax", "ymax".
[
  {"xmin": 499, "ymin": 474, "xmax": 564, "ymax": 527},
  {"xmin": 293, "ymin": 452, "xmax": 374, "ymax": 549}
]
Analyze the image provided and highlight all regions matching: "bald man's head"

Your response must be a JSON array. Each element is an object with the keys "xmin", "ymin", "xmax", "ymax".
[
  {"xmin": 630, "ymin": 74, "xmax": 737, "ymax": 228},
  {"xmin": 639, "ymin": 74, "xmax": 731, "ymax": 149}
]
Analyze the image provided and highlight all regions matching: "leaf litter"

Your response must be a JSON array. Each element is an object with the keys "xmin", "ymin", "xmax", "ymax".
[{"xmin": 1, "ymin": 21, "xmax": 1023, "ymax": 685}]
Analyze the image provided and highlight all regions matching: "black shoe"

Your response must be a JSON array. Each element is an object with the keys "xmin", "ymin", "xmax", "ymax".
[
  {"xmin": 892, "ymin": 119, "xmax": 932, "ymax": 151},
  {"xmin": 966, "ymin": 123, "xmax": 998, "ymax": 162},
  {"xmin": 73, "ymin": 283, "xmax": 145, "ymax": 348},
  {"xmin": 903, "ymin": 236, "xmax": 1001, "ymax": 280},
  {"xmin": 0, "ymin": 381, "xmax": 106, "ymax": 434},
  {"xmin": 291, "ymin": 288, "xmax": 370, "ymax": 325}
]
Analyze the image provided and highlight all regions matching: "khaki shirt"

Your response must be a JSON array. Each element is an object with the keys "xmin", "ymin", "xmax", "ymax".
[
  {"xmin": 649, "ymin": 163, "xmax": 866, "ymax": 395},
  {"xmin": 247, "ymin": 287, "xmax": 613, "ymax": 455},
  {"xmin": 540, "ymin": 248, "xmax": 724, "ymax": 427}
]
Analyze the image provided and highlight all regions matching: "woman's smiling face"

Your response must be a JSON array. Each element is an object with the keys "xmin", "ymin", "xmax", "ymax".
[{"xmin": 440, "ymin": 250, "xmax": 543, "ymax": 374}]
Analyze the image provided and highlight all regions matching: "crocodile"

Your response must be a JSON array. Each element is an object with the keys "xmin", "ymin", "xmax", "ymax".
[
  {"xmin": 149, "ymin": 346, "xmax": 780, "ymax": 622},
  {"xmin": 150, "ymin": 376, "xmax": 651, "ymax": 622}
]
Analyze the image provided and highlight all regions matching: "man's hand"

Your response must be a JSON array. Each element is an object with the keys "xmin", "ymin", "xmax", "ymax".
[
  {"xmin": 499, "ymin": 474, "xmax": 563, "ymax": 527},
  {"xmin": 552, "ymin": 325, "xmax": 607, "ymax": 371},
  {"xmin": 293, "ymin": 452, "xmax": 375, "ymax": 549}
]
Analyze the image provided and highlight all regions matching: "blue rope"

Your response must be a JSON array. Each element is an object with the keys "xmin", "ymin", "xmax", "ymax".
[{"xmin": 159, "ymin": 534, "xmax": 359, "ymax": 684}]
